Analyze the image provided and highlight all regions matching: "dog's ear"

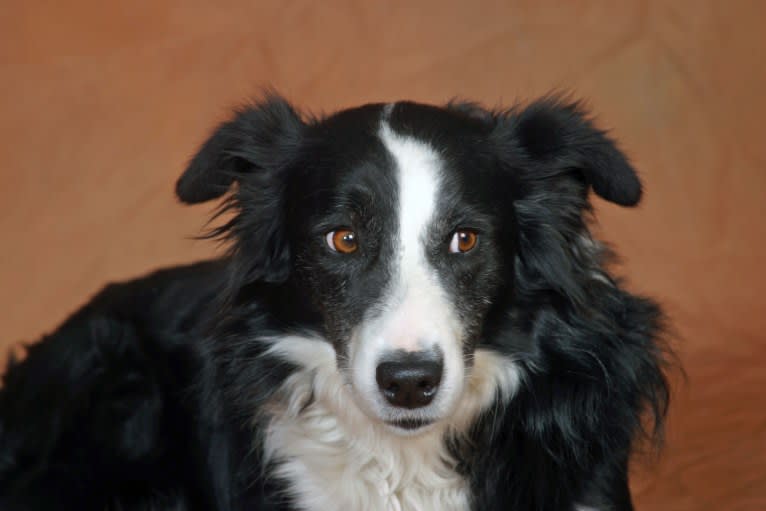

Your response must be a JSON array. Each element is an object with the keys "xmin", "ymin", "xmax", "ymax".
[
  {"xmin": 492, "ymin": 98, "xmax": 642, "ymax": 307},
  {"xmin": 178, "ymin": 94, "xmax": 304, "ymax": 286},
  {"xmin": 176, "ymin": 94, "xmax": 304, "ymax": 204},
  {"xmin": 502, "ymin": 97, "xmax": 641, "ymax": 206}
]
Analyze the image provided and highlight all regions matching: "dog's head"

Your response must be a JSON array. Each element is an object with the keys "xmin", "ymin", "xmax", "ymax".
[{"xmin": 177, "ymin": 94, "xmax": 642, "ymax": 433}]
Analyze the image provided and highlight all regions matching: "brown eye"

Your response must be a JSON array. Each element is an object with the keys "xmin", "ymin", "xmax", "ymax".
[
  {"xmin": 326, "ymin": 229, "xmax": 358, "ymax": 254},
  {"xmin": 449, "ymin": 230, "xmax": 477, "ymax": 253}
]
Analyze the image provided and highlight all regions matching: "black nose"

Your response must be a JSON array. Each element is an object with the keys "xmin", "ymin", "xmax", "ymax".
[{"xmin": 375, "ymin": 351, "xmax": 443, "ymax": 409}]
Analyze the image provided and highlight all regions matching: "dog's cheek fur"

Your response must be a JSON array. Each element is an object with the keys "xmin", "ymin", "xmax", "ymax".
[
  {"xmin": 287, "ymin": 200, "xmax": 398, "ymax": 364},
  {"xmin": 296, "ymin": 258, "xmax": 387, "ymax": 363},
  {"xmin": 465, "ymin": 284, "xmax": 669, "ymax": 510},
  {"xmin": 424, "ymin": 229, "xmax": 507, "ymax": 355},
  {"xmin": 290, "ymin": 226, "xmax": 394, "ymax": 362}
]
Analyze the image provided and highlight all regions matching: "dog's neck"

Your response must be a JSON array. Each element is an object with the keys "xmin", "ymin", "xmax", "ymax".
[{"xmin": 259, "ymin": 335, "xmax": 519, "ymax": 511}]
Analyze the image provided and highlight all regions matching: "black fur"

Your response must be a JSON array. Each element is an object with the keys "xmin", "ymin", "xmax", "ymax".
[{"xmin": 1, "ymin": 94, "xmax": 670, "ymax": 511}]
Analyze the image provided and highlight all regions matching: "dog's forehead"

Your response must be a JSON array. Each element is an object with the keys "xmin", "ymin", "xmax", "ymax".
[
  {"xmin": 303, "ymin": 101, "xmax": 493, "ymax": 192},
  {"xmin": 314, "ymin": 100, "xmax": 490, "ymax": 152},
  {"xmin": 384, "ymin": 101, "xmax": 492, "ymax": 142},
  {"xmin": 289, "ymin": 100, "xmax": 504, "ymax": 227}
]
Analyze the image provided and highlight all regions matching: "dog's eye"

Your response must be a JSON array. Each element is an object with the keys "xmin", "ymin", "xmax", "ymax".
[
  {"xmin": 449, "ymin": 230, "xmax": 477, "ymax": 253},
  {"xmin": 326, "ymin": 229, "xmax": 358, "ymax": 254}
]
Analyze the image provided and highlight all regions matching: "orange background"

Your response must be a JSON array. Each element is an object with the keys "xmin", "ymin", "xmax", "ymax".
[{"xmin": 1, "ymin": 2, "xmax": 764, "ymax": 509}]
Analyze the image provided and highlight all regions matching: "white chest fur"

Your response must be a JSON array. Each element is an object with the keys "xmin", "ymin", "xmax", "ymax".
[{"xmin": 260, "ymin": 336, "xmax": 520, "ymax": 511}]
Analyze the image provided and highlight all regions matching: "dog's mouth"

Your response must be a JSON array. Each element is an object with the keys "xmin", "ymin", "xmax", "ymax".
[{"xmin": 385, "ymin": 417, "xmax": 435, "ymax": 431}]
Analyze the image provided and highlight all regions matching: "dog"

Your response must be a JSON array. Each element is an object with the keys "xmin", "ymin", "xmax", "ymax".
[{"xmin": 0, "ymin": 94, "xmax": 670, "ymax": 511}]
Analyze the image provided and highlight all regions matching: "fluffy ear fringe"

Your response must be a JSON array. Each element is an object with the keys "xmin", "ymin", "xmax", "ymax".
[
  {"xmin": 178, "ymin": 92, "xmax": 305, "ymax": 287},
  {"xmin": 176, "ymin": 93, "xmax": 304, "ymax": 205},
  {"xmin": 488, "ymin": 95, "xmax": 642, "ymax": 207}
]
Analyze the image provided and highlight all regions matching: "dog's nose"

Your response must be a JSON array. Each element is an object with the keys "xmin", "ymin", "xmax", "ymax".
[{"xmin": 376, "ymin": 352, "xmax": 443, "ymax": 409}]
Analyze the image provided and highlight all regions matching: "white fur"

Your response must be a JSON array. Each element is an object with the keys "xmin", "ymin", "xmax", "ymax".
[
  {"xmin": 575, "ymin": 233, "xmax": 612, "ymax": 286},
  {"xmin": 262, "ymin": 335, "xmax": 520, "ymax": 511},
  {"xmin": 349, "ymin": 119, "xmax": 467, "ymax": 425}
]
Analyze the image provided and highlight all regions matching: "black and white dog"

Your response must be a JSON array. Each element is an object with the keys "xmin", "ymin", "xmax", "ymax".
[{"xmin": 0, "ymin": 94, "xmax": 670, "ymax": 511}]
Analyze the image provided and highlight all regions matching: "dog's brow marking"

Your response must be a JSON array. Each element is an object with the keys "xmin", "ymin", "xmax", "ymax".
[
  {"xmin": 374, "ymin": 121, "xmax": 460, "ymax": 353},
  {"xmin": 379, "ymin": 120, "xmax": 440, "ymax": 293}
]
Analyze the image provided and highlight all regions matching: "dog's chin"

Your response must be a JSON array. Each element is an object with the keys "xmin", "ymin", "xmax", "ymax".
[
  {"xmin": 383, "ymin": 417, "xmax": 438, "ymax": 436},
  {"xmin": 348, "ymin": 387, "xmax": 443, "ymax": 436}
]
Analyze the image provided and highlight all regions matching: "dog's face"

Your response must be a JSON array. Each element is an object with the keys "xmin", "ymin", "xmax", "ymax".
[
  {"xmin": 176, "ymin": 94, "xmax": 642, "ymax": 432},
  {"xmin": 284, "ymin": 104, "xmax": 513, "ymax": 429}
]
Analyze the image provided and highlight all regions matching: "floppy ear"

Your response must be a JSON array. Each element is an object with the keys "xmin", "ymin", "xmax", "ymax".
[
  {"xmin": 177, "ymin": 94, "xmax": 305, "ymax": 286},
  {"xmin": 493, "ymin": 97, "xmax": 642, "ymax": 306},
  {"xmin": 509, "ymin": 97, "xmax": 641, "ymax": 206},
  {"xmin": 176, "ymin": 94, "xmax": 304, "ymax": 204}
]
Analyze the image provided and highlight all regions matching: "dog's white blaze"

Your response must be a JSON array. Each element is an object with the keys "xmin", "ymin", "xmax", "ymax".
[
  {"xmin": 349, "ymin": 119, "xmax": 467, "ymax": 421},
  {"xmin": 262, "ymin": 335, "xmax": 520, "ymax": 511},
  {"xmin": 379, "ymin": 120, "xmax": 448, "ymax": 353}
]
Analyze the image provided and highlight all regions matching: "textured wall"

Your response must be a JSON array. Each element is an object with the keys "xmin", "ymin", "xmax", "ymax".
[{"xmin": 1, "ymin": 1, "xmax": 764, "ymax": 508}]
